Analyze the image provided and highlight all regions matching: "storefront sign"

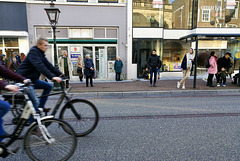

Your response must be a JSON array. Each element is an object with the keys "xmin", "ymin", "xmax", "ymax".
[
  {"xmin": 226, "ymin": 0, "xmax": 236, "ymax": 9},
  {"xmin": 70, "ymin": 53, "xmax": 81, "ymax": 61},
  {"xmin": 201, "ymin": 6, "xmax": 221, "ymax": 10},
  {"xmin": 152, "ymin": 0, "xmax": 163, "ymax": 8},
  {"xmin": 70, "ymin": 47, "xmax": 80, "ymax": 53}
]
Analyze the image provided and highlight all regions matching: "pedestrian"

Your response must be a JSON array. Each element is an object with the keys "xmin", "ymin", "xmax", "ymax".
[
  {"xmin": 206, "ymin": 51, "xmax": 217, "ymax": 87},
  {"xmin": 20, "ymin": 53, "xmax": 26, "ymax": 63},
  {"xmin": 228, "ymin": 54, "xmax": 234, "ymax": 82},
  {"xmin": 147, "ymin": 49, "xmax": 161, "ymax": 87},
  {"xmin": 0, "ymin": 65, "xmax": 29, "ymax": 142},
  {"xmin": 177, "ymin": 48, "xmax": 195, "ymax": 89},
  {"xmin": 58, "ymin": 50, "xmax": 73, "ymax": 88},
  {"xmin": 13, "ymin": 52, "xmax": 21, "ymax": 64},
  {"xmin": 84, "ymin": 54, "xmax": 94, "ymax": 87},
  {"xmin": 219, "ymin": 67, "xmax": 228, "ymax": 87},
  {"xmin": 9, "ymin": 57, "xmax": 20, "ymax": 72},
  {"xmin": 77, "ymin": 56, "xmax": 84, "ymax": 82},
  {"xmin": 17, "ymin": 37, "xmax": 62, "ymax": 113},
  {"xmin": 0, "ymin": 55, "xmax": 7, "ymax": 68},
  {"xmin": 216, "ymin": 52, "xmax": 231, "ymax": 87},
  {"xmin": 114, "ymin": 56, "xmax": 123, "ymax": 81}
]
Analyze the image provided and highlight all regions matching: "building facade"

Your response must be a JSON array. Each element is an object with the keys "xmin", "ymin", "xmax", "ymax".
[
  {"xmin": 0, "ymin": 0, "xmax": 127, "ymax": 80},
  {"xmin": 130, "ymin": 0, "xmax": 240, "ymax": 79}
]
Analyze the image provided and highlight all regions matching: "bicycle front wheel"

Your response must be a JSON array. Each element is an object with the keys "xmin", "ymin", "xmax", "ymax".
[
  {"xmin": 59, "ymin": 99, "xmax": 99, "ymax": 137},
  {"xmin": 24, "ymin": 118, "xmax": 77, "ymax": 161}
]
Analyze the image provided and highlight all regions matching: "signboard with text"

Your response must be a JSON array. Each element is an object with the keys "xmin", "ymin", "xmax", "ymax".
[{"xmin": 152, "ymin": 0, "xmax": 163, "ymax": 8}]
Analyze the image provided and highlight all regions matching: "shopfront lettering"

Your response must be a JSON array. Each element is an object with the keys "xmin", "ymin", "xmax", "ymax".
[{"xmin": 201, "ymin": 6, "xmax": 221, "ymax": 10}]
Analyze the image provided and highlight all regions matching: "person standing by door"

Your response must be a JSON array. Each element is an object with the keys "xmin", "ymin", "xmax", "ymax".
[
  {"xmin": 147, "ymin": 49, "xmax": 161, "ymax": 87},
  {"xmin": 177, "ymin": 48, "xmax": 195, "ymax": 89},
  {"xmin": 84, "ymin": 54, "xmax": 94, "ymax": 87},
  {"xmin": 207, "ymin": 51, "xmax": 217, "ymax": 87},
  {"xmin": 114, "ymin": 56, "xmax": 123, "ymax": 81},
  {"xmin": 58, "ymin": 50, "xmax": 73, "ymax": 88},
  {"xmin": 77, "ymin": 56, "xmax": 84, "ymax": 82}
]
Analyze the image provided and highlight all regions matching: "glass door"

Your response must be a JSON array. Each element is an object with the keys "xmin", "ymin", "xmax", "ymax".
[{"xmin": 95, "ymin": 47, "xmax": 105, "ymax": 79}]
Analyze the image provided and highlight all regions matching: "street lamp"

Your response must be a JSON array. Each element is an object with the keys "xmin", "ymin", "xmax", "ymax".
[{"xmin": 44, "ymin": 0, "xmax": 61, "ymax": 90}]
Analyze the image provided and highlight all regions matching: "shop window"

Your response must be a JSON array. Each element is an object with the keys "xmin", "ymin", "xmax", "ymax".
[
  {"xmin": 133, "ymin": 0, "xmax": 163, "ymax": 27},
  {"xmin": 107, "ymin": 47, "xmax": 116, "ymax": 61},
  {"xmin": 216, "ymin": 0, "xmax": 222, "ymax": 18},
  {"xmin": 202, "ymin": 9, "xmax": 210, "ymax": 22},
  {"xmin": 94, "ymin": 28, "xmax": 105, "ymax": 38},
  {"xmin": 188, "ymin": 12, "xmax": 192, "ymax": 27},
  {"xmin": 69, "ymin": 28, "xmax": 93, "ymax": 38},
  {"xmin": 95, "ymin": 47, "xmax": 105, "ymax": 79},
  {"xmin": 36, "ymin": 28, "xmax": 52, "ymax": 39},
  {"xmin": 106, "ymin": 28, "xmax": 117, "ymax": 38},
  {"xmin": 98, "ymin": 0, "xmax": 118, "ymax": 3},
  {"xmin": 4, "ymin": 38, "xmax": 19, "ymax": 47},
  {"xmin": 232, "ymin": 1, "xmax": 239, "ymax": 19},
  {"xmin": 0, "ymin": 38, "xmax": 3, "ymax": 47}
]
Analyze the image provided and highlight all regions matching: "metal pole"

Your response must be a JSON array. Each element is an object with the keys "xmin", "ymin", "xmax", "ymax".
[
  {"xmin": 52, "ymin": 25, "xmax": 60, "ymax": 90},
  {"xmin": 193, "ymin": 36, "xmax": 198, "ymax": 88},
  {"xmin": 238, "ymin": 63, "xmax": 240, "ymax": 86}
]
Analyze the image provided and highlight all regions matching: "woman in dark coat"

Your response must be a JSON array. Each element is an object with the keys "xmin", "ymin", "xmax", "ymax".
[
  {"xmin": 84, "ymin": 54, "xmax": 94, "ymax": 87},
  {"xmin": 114, "ymin": 56, "xmax": 123, "ymax": 81}
]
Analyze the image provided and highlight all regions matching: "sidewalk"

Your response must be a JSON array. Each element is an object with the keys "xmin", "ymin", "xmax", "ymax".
[{"xmin": 68, "ymin": 79, "xmax": 240, "ymax": 98}]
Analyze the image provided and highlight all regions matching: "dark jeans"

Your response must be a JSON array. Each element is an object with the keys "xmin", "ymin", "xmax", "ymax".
[
  {"xmin": 0, "ymin": 100, "xmax": 10, "ymax": 140},
  {"xmin": 34, "ymin": 79, "xmax": 53, "ymax": 108},
  {"xmin": 116, "ymin": 73, "xmax": 121, "ymax": 81},
  {"xmin": 150, "ymin": 68, "xmax": 158, "ymax": 85},
  {"xmin": 86, "ymin": 76, "xmax": 93, "ymax": 86},
  {"xmin": 222, "ymin": 77, "xmax": 226, "ymax": 84}
]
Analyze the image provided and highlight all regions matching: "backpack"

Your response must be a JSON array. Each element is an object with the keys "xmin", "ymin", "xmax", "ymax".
[{"xmin": 206, "ymin": 59, "xmax": 210, "ymax": 68}]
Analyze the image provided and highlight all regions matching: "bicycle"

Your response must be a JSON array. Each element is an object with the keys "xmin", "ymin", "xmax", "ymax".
[
  {"xmin": 38, "ymin": 79, "xmax": 99, "ymax": 137},
  {"xmin": 1, "ymin": 83, "xmax": 77, "ymax": 161}
]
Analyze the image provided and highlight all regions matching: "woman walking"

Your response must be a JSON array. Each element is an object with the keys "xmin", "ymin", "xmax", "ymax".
[
  {"xmin": 77, "ymin": 56, "xmax": 84, "ymax": 82},
  {"xmin": 114, "ymin": 56, "xmax": 123, "ymax": 81},
  {"xmin": 177, "ymin": 48, "xmax": 195, "ymax": 89},
  {"xmin": 207, "ymin": 51, "xmax": 217, "ymax": 87},
  {"xmin": 84, "ymin": 54, "xmax": 94, "ymax": 87}
]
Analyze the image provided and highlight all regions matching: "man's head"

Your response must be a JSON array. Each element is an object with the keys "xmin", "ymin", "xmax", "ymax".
[
  {"xmin": 152, "ymin": 49, "xmax": 156, "ymax": 55},
  {"xmin": 62, "ymin": 50, "xmax": 68, "ymax": 57},
  {"xmin": 225, "ymin": 52, "xmax": 231, "ymax": 59},
  {"xmin": 37, "ymin": 38, "xmax": 48, "ymax": 53}
]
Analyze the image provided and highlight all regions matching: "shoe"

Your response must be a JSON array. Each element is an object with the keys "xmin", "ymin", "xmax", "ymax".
[
  {"xmin": 39, "ymin": 108, "xmax": 51, "ymax": 113},
  {"xmin": 177, "ymin": 81, "xmax": 181, "ymax": 88},
  {"xmin": 149, "ymin": 84, "xmax": 152, "ymax": 87},
  {"xmin": 91, "ymin": 85, "xmax": 94, "ymax": 87},
  {"xmin": 223, "ymin": 83, "xmax": 226, "ymax": 87},
  {"xmin": 182, "ymin": 85, "xmax": 185, "ymax": 90},
  {"xmin": 217, "ymin": 83, "xmax": 220, "ymax": 87},
  {"xmin": 153, "ymin": 84, "xmax": 157, "ymax": 87},
  {"xmin": 206, "ymin": 83, "xmax": 209, "ymax": 86}
]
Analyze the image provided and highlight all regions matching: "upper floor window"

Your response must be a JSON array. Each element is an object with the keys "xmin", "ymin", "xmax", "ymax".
[
  {"xmin": 202, "ymin": 9, "xmax": 210, "ymax": 22},
  {"xmin": 98, "ymin": 0, "xmax": 118, "ymax": 3},
  {"xmin": 67, "ymin": 0, "xmax": 88, "ymax": 2}
]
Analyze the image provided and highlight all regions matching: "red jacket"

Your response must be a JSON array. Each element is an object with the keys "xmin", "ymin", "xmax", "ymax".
[{"xmin": 0, "ymin": 65, "xmax": 25, "ymax": 90}]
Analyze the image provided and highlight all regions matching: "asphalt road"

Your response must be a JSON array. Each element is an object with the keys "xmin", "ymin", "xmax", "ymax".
[{"xmin": 1, "ymin": 95, "xmax": 240, "ymax": 161}]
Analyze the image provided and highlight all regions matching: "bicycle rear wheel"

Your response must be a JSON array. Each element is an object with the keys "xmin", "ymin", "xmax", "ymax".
[
  {"xmin": 59, "ymin": 99, "xmax": 99, "ymax": 137},
  {"xmin": 24, "ymin": 118, "xmax": 77, "ymax": 161}
]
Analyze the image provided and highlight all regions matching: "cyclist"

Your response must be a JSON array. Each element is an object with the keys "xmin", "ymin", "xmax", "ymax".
[
  {"xmin": 17, "ymin": 37, "xmax": 62, "ymax": 112},
  {"xmin": 0, "ymin": 65, "xmax": 29, "ymax": 142}
]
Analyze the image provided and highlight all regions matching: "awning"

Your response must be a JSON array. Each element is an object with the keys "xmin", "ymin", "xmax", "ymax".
[
  {"xmin": 180, "ymin": 33, "xmax": 240, "ymax": 40},
  {"xmin": 48, "ymin": 39, "xmax": 117, "ymax": 44}
]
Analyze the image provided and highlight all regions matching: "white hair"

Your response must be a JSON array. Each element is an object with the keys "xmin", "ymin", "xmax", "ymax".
[{"xmin": 86, "ymin": 54, "xmax": 91, "ymax": 58}]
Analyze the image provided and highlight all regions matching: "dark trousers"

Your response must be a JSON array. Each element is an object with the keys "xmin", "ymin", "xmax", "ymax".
[
  {"xmin": 222, "ymin": 77, "xmax": 226, "ymax": 84},
  {"xmin": 86, "ymin": 76, "xmax": 93, "ymax": 87},
  {"xmin": 64, "ymin": 69, "xmax": 69, "ymax": 88},
  {"xmin": 216, "ymin": 73, "xmax": 221, "ymax": 83},
  {"xmin": 150, "ymin": 68, "xmax": 157, "ymax": 85},
  {"xmin": 207, "ymin": 74, "xmax": 214, "ymax": 85},
  {"xmin": 116, "ymin": 73, "xmax": 121, "ymax": 81}
]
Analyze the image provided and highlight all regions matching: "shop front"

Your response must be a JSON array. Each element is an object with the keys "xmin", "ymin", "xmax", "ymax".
[{"xmin": 48, "ymin": 40, "xmax": 118, "ymax": 80}]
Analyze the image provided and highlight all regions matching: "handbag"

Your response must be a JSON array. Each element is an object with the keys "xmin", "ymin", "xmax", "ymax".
[{"xmin": 77, "ymin": 67, "xmax": 82, "ymax": 73}]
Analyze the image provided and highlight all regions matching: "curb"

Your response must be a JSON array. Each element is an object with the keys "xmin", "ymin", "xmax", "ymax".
[{"xmin": 67, "ymin": 89, "xmax": 240, "ymax": 99}]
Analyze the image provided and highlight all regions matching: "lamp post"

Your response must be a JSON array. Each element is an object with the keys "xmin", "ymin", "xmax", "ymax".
[{"xmin": 44, "ymin": 1, "xmax": 61, "ymax": 90}]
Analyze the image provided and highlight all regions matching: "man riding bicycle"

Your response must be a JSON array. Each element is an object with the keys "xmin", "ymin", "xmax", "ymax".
[{"xmin": 17, "ymin": 38, "xmax": 62, "ymax": 112}]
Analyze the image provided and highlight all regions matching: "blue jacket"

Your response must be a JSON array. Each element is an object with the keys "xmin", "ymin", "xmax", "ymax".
[
  {"xmin": 17, "ymin": 46, "xmax": 62, "ymax": 81},
  {"xmin": 84, "ymin": 58, "xmax": 94, "ymax": 77},
  {"xmin": 114, "ymin": 60, "xmax": 123, "ymax": 73}
]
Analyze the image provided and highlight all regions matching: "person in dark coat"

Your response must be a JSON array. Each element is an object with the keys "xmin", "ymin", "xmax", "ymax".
[
  {"xmin": 216, "ymin": 52, "xmax": 231, "ymax": 86},
  {"xmin": 0, "ymin": 55, "xmax": 7, "ymax": 68},
  {"xmin": 84, "ymin": 54, "xmax": 94, "ymax": 87},
  {"xmin": 147, "ymin": 49, "xmax": 161, "ymax": 87},
  {"xmin": 17, "ymin": 37, "xmax": 62, "ymax": 111},
  {"xmin": 0, "ymin": 65, "xmax": 28, "ymax": 142},
  {"xmin": 9, "ymin": 57, "xmax": 20, "ymax": 72},
  {"xmin": 114, "ymin": 56, "xmax": 123, "ymax": 81}
]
